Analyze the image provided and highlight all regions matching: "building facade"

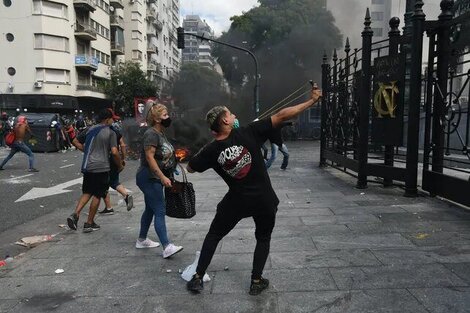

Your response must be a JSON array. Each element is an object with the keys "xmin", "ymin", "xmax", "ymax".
[
  {"xmin": 182, "ymin": 15, "xmax": 216, "ymax": 69},
  {"xmin": 0, "ymin": 0, "xmax": 180, "ymax": 115}
]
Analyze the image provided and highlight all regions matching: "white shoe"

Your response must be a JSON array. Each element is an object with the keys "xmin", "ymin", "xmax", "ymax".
[
  {"xmin": 162, "ymin": 243, "xmax": 183, "ymax": 258},
  {"xmin": 135, "ymin": 238, "xmax": 160, "ymax": 249}
]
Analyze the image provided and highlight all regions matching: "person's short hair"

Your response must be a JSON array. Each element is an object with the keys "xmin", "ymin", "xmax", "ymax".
[
  {"xmin": 146, "ymin": 102, "xmax": 168, "ymax": 126},
  {"xmin": 206, "ymin": 106, "xmax": 227, "ymax": 133},
  {"xmin": 97, "ymin": 108, "xmax": 113, "ymax": 122}
]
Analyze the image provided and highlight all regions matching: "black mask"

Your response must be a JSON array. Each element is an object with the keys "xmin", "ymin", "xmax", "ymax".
[{"xmin": 161, "ymin": 117, "xmax": 172, "ymax": 128}]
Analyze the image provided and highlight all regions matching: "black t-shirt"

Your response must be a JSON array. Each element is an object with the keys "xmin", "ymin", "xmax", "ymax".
[{"xmin": 189, "ymin": 118, "xmax": 279, "ymax": 210}]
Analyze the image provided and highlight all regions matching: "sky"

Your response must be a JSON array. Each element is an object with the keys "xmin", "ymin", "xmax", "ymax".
[{"xmin": 180, "ymin": 0, "xmax": 259, "ymax": 36}]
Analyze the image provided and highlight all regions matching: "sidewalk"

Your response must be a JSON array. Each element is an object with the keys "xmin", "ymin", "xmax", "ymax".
[{"xmin": 1, "ymin": 141, "xmax": 470, "ymax": 313}]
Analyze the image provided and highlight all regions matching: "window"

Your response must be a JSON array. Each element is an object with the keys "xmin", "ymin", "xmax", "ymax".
[
  {"xmin": 131, "ymin": 11, "xmax": 142, "ymax": 21},
  {"xmin": 372, "ymin": 0, "xmax": 385, "ymax": 4},
  {"xmin": 33, "ymin": 0, "xmax": 68, "ymax": 19},
  {"xmin": 36, "ymin": 68, "xmax": 70, "ymax": 83},
  {"xmin": 372, "ymin": 28, "xmax": 383, "ymax": 37},
  {"xmin": 34, "ymin": 34, "xmax": 69, "ymax": 52},
  {"xmin": 131, "ymin": 30, "xmax": 142, "ymax": 40},
  {"xmin": 132, "ymin": 50, "xmax": 142, "ymax": 60},
  {"xmin": 7, "ymin": 67, "xmax": 16, "ymax": 76},
  {"xmin": 371, "ymin": 12, "xmax": 384, "ymax": 21},
  {"xmin": 6, "ymin": 33, "xmax": 14, "ymax": 41},
  {"xmin": 3, "ymin": 0, "xmax": 11, "ymax": 7}
]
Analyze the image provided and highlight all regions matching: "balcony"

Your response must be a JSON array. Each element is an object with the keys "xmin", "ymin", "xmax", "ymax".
[
  {"xmin": 111, "ymin": 41, "xmax": 125, "ymax": 55},
  {"xmin": 153, "ymin": 18, "xmax": 163, "ymax": 31},
  {"xmin": 169, "ymin": 32, "xmax": 176, "ymax": 43},
  {"xmin": 109, "ymin": 0, "xmax": 124, "ymax": 9},
  {"xmin": 73, "ymin": 0, "xmax": 96, "ymax": 12},
  {"xmin": 110, "ymin": 15, "xmax": 124, "ymax": 29},
  {"xmin": 147, "ymin": 0, "xmax": 156, "ymax": 4},
  {"xmin": 74, "ymin": 23, "xmax": 97, "ymax": 41},
  {"xmin": 75, "ymin": 55, "xmax": 99, "ymax": 71},
  {"xmin": 147, "ymin": 43, "xmax": 157, "ymax": 54},
  {"xmin": 77, "ymin": 84, "xmax": 103, "ymax": 92},
  {"xmin": 147, "ymin": 8, "xmax": 157, "ymax": 21},
  {"xmin": 147, "ymin": 25, "xmax": 156, "ymax": 37},
  {"xmin": 147, "ymin": 63, "xmax": 157, "ymax": 71}
]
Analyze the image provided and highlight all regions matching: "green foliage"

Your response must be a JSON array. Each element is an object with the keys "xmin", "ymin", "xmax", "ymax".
[
  {"xmin": 104, "ymin": 61, "xmax": 158, "ymax": 116},
  {"xmin": 171, "ymin": 63, "xmax": 230, "ymax": 117},
  {"xmin": 213, "ymin": 0, "xmax": 341, "ymax": 119}
]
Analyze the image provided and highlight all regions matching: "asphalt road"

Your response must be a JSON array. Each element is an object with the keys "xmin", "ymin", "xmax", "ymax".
[{"xmin": 0, "ymin": 147, "xmax": 139, "ymax": 233}]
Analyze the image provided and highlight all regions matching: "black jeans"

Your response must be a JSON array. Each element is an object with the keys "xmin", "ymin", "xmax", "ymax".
[{"xmin": 196, "ymin": 204, "xmax": 276, "ymax": 280}]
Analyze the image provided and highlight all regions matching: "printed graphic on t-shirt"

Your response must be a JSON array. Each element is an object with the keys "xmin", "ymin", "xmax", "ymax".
[
  {"xmin": 217, "ymin": 145, "xmax": 252, "ymax": 179},
  {"xmin": 160, "ymin": 141, "xmax": 175, "ymax": 170}
]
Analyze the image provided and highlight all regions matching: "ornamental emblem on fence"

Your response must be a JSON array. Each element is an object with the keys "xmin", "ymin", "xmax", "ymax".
[{"xmin": 373, "ymin": 81, "xmax": 399, "ymax": 118}]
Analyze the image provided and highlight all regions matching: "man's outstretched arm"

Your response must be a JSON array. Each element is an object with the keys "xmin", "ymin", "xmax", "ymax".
[{"xmin": 271, "ymin": 84, "xmax": 322, "ymax": 128}]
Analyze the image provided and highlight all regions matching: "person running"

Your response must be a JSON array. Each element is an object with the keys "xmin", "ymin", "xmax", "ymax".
[
  {"xmin": 0, "ymin": 116, "xmax": 38, "ymax": 172},
  {"xmin": 99, "ymin": 110, "xmax": 134, "ymax": 214},
  {"xmin": 66, "ymin": 109, "xmax": 124, "ymax": 233},
  {"xmin": 185, "ymin": 85, "xmax": 322, "ymax": 295},
  {"xmin": 135, "ymin": 101, "xmax": 183, "ymax": 258}
]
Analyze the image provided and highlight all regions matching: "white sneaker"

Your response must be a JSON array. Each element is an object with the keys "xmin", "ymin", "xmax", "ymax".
[
  {"xmin": 162, "ymin": 243, "xmax": 183, "ymax": 258},
  {"xmin": 135, "ymin": 238, "xmax": 160, "ymax": 249}
]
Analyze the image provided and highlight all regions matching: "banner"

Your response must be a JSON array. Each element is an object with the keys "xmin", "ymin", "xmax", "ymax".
[{"xmin": 134, "ymin": 97, "xmax": 156, "ymax": 125}]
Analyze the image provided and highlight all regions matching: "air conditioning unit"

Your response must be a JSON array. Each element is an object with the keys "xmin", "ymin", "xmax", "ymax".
[{"xmin": 34, "ymin": 81, "xmax": 43, "ymax": 88}]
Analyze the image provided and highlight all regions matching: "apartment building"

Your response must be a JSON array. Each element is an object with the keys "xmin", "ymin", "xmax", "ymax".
[
  {"xmin": 181, "ymin": 15, "xmax": 216, "ymax": 69},
  {"xmin": 123, "ymin": 0, "xmax": 180, "ymax": 93},
  {"xmin": 0, "ymin": 0, "xmax": 180, "ymax": 115}
]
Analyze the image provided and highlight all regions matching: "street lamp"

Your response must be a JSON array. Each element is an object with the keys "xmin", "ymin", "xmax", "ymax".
[{"xmin": 177, "ymin": 27, "xmax": 260, "ymax": 117}]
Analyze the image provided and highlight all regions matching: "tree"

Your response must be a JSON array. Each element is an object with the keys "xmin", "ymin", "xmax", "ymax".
[
  {"xmin": 104, "ymin": 61, "xmax": 158, "ymax": 116},
  {"xmin": 172, "ymin": 63, "xmax": 229, "ymax": 116},
  {"xmin": 213, "ymin": 0, "xmax": 342, "ymax": 119}
]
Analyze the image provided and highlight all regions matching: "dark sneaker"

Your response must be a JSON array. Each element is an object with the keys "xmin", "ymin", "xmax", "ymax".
[
  {"xmin": 83, "ymin": 222, "xmax": 100, "ymax": 233},
  {"xmin": 187, "ymin": 274, "xmax": 204, "ymax": 293},
  {"xmin": 28, "ymin": 168, "xmax": 39, "ymax": 172},
  {"xmin": 0, "ymin": 167, "xmax": 4, "ymax": 170},
  {"xmin": 67, "ymin": 213, "xmax": 79, "ymax": 231},
  {"xmin": 98, "ymin": 208, "xmax": 114, "ymax": 215},
  {"xmin": 125, "ymin": 194, "xmax": 134, "ymax": 211},
  {"xmin": 249, "ymin": 277, "xmax": 269, "ymax": 296}
]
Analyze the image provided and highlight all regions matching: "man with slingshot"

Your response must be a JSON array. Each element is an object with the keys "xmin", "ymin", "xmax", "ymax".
[{"xmin": 186, "ymin": 83, "xmax": 322, "ymax": 295}]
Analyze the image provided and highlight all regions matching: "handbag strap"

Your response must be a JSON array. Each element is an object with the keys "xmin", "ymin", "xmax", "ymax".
[{"xmin": 176, "ymin": 163, "xmax": 188, "ymax": 183}]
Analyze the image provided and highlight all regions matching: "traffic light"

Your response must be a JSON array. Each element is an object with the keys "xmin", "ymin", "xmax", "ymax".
[{"xmin": 177, "ymin": 27, "xmax": 185, "ymax": 49}]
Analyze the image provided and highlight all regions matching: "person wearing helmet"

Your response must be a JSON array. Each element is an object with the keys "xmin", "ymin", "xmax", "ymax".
[{"xmin": 0, "ymin": 116, "xmax": 38, "ymax": 172}]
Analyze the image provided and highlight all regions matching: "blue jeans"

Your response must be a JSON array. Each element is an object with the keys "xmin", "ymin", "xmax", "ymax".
[
  {"xmin": 0, "ymin": 141, "xmax": 35, "ymax": 169},
  {"xmin": 136, "ymin": 167, "xmax": 169, "ymax": 247},
  {"xmin": 265, "ymin": 143, "xmax": 289, "ymax": 169}
]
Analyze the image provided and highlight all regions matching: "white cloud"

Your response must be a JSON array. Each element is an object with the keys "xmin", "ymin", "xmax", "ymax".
[{"xmin": 180, "ymin": 0, "xmax": 259, "ymax": 36}]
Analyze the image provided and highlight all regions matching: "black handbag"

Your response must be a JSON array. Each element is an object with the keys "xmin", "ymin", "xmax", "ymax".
[{"xmin": 165, "ymin": 164, "xmax": 196, "ymax": 219}]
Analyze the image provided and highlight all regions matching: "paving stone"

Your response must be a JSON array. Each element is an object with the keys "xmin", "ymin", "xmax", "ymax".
[
  {"xmin": 278, "ymin": 289, "xmax": 428, "ymax": 313},
  {"xmin": 443, "ymin": 262, "xmax": 470, "ymax": 284},
  {"xmin": 270, "ymin": 249, "xmax": 381, "ymax": 268},
  {"xmin": 301, "ymin": 214, "xmax": 380, "ymax": 225},
  {"xmin": 403, "ymin": 232, "xmax": 470, "ymax": 247},
  {"xmin": 313, "ymin": 233, "xmax": 414, "ymax": 250},
  {"xmin": 331, "ymin": 206, "xmax": 407, "ymax": 215},
  {"xmin": 221, "ymin": 236, "xmax": 316, "ymax": 253},
  {"xmin": 0, "ymin": 275, "xmax": 98, "ymax": 300},
  {"xmin": 409, "ymin": 287, "xmax": 470, "ymax": 313},
  {"xmin": 373, "ymin": 246, "xmax": 470, "ymax": 265},
  {"xmin": 329, "ymin": 264, "xmax": 468, "ymax": 290},
  {"xmin": 211, "ymin": 268, "xmax": 337, "ymax": 294}
]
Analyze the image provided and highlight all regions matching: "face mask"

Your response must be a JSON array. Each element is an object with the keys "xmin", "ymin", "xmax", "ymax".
[
  {"xmin": 233, "ymin": 118, "xmax": 240, "ymax": 129},
  {"xmin": 161, "ymin": 117, "xmax": 172, "ymax": 128}
]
